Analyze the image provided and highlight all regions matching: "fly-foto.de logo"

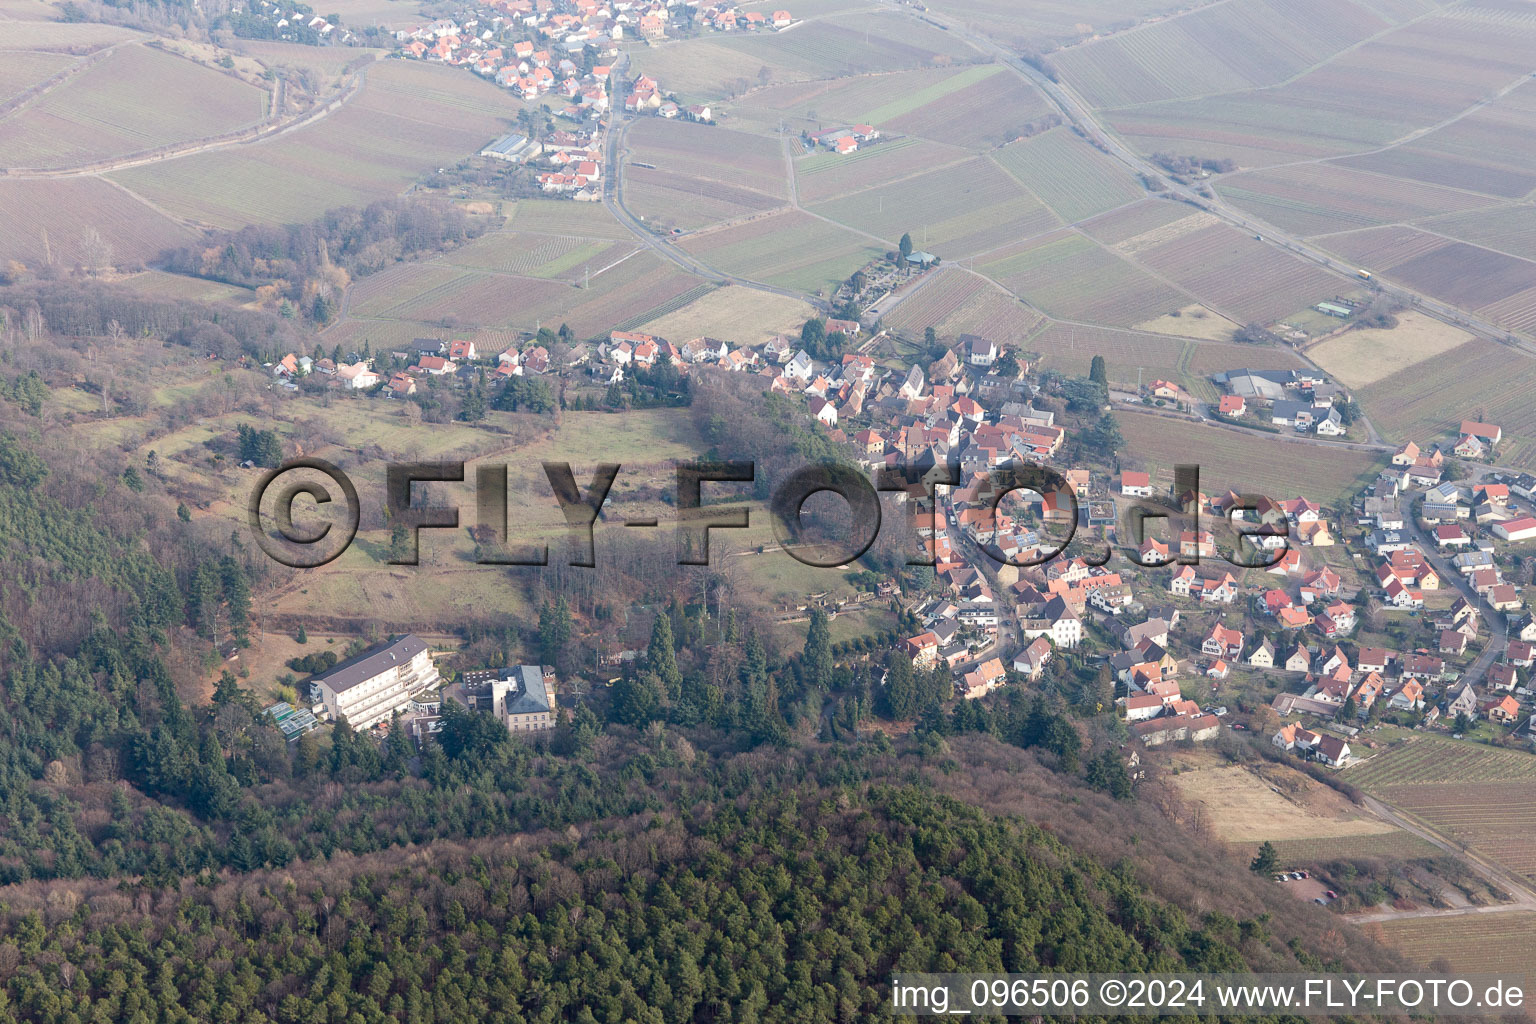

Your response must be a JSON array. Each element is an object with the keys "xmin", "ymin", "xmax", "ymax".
[{"xmin": 248, "ymin": 458, "xmax": 1289, "ymax": 571}]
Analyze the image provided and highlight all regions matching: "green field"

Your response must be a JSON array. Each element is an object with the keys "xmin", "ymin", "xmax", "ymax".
[{"xmin": 993, "ymin": 128, "xmax": 1146, "ymax": 224}]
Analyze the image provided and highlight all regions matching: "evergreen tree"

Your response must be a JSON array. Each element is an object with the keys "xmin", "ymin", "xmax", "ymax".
[
  {"xmin": 647, "ymin": 614, "xmax": 682, "ymax": 698},
  {"xmin": 1089, "ymin": 354, "xmax": 1108, "ymax": 385},
  {"xmin": 898, "ymin": 232, "xmax": 913, "ymax": 260},
  {"xmin": 801, "ymin": 609, "xmax": 833, "ymax": 695},
  {"xmin": 1250, "ymin": 840, "xmax": 1279, "ymax": 874},
  {"xmin": 610, "ymin": 671, "xmax": 662, "ymax": 726}
]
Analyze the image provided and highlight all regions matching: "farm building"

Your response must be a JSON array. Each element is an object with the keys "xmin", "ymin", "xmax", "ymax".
[
  {"xmin": 1315, "ymin": 302, "xmax": 1352, "ymax": 318},
  {"xmin": 480, "ymin": 132, "xmax": 544, "ymax": 163},
  {"xmin": 1493, "ymin": 516, "xmax": 1536, "ymax": 543}
]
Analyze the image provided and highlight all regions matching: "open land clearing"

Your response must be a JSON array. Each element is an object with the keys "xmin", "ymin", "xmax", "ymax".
[
  {"xmin": 1307, "ymin": 312, "xmax": 1472, "ymax": 389},
  {"xmin": 1133, "ymin": 304, "xmax": 1238, "ymax": 341},
  {"xmin": 1167, "ymin": 753, "xmax": 1398, "ymax": 845},
  {"xmin": 1115, "ymin": 407, "xmax": 1379, "ymax": 504},
  {"xmin": 643, "ymin": 286, "xmax": 815, "ymax": 347}
]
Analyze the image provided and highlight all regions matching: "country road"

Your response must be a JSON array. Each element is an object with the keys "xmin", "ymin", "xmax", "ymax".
[
  {"xmin": 1345, "ymin": 794, "xmax": 1536, "ymax": 924},
  {"xmin": 601, "ymin": 52, "xmax": 827, "ymax": 308}
]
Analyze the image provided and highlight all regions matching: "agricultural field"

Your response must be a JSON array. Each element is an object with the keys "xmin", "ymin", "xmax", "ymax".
[
  {"xmin": 793, "ymin": 137, "xmax": 973, "ymax": 205},
  {"xmin": 1421, "ymin": 204, "xmax": 1536, "ymax": 264},
  {"xmin": 1131, "ymin": 223, "xmax": 1348, "ymax": 324},
  {"xmin": 714, "ymin": 10, "xmax": 985, "ymax": 79},
  {"xmin": 628, "ymin": 119, "xmax": 787, "ymax": 198},
  {"xmin": 1337, "ymin": 78, "xmax": 1536, "ymax": 200},
  {"xmin": 1115, "ymin": 407, "xmax": 1382, "ymax": 503},
  {"xmin": 1307, "ymin": 312, "xmax": 1473, "ymax": 389},
  {"xmin": 679, "ymin": 209, "xmax": 882, "ymax": 295},
  {"xmin": 722, "ymin": 65, "xmax": 969, "ymax": 135},
  {"xmin": 992, "ymin": 128, "xmax": 1146, "ymax": 225},
  {"xmin": 0, "ymin": 19, "xmax": 143, "ymax": 49},
  {"xmin": 1263, "ymin": 831, "xmax": 1443, "ymax": 865},
  {"xmin": 0, "ymin": 177, "xmax": 195, "ymax": 268},
  {"xmin": 623, "ymin": 166, "xmax": 786, "ymax": 231},
  {"xmin": 809, "ymin": 156, "xmax": 1060, "ymax": 258},
  {"xmin": 1374, "ymin": 913, "xmax": 1536, "ymax": 977},
  {"xmin": 0, "ymin": 44, "xmax": 269, "ymax": 170},
  {"xmin": 1052, "ymin": 0, "xmax": 1392, "ymax": 109},
  {"xmin": 0, "ymin": 51, "xmax": 77, "ymax": 105},
  {"xmin": 880, "ymin": 266, "xmax": 1043, "ymax": 343},
  {"xmin": 977, "ymin": 230, "xmax": 1188, "ymax": 327},
  {"xmin": 109, "ymin": 60, "xmax": 523, "ymax": 228},
  {"xmin": 1106, "ymin": 11, "xmax": 1536, "ymax": 168},
  {"xmin": 1346, "ymin": 736, "xmax": 1536, "ymax": 877},
  {"xmin": 642, "ymin": 285, "xmax": 815, "ymax": 347},
  {"xmin": 442, "ymin": 231, "xmax": 640, "ymax": 281},
  {"xmin": 1216, "ymin": 163, "xmax": 1503, "ymax": 239}
]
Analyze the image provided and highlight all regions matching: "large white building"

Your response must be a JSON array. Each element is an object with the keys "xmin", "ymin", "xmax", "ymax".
[{"xmin": 309, "ymin": 634, "xmax": 440, "ymax": 730}]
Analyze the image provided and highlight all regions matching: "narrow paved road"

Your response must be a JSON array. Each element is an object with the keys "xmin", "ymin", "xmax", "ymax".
[
  {"xmin": 1346, "ymin": 794, "xmax": 1536, "ymax": 923},
  {"xmin": 601, "ymin": 52, "xmax": 827, "ymax": 307}
]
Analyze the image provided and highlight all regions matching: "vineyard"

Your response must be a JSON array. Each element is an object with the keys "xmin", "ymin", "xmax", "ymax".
[
  {"xmin": 882, "ymin": 71, "xmax": 1053, "ymax": 151},
  {"xmin": 809, "ymin": 156, "xmax": 1061, "ymax": 257},
  {"xmin": 1375, "ymin": 782, "xmax": 1536, "ymax": 877},
  {"xmin": 109, "ymin": 60, "xmax": 520, "ymax": 228},
  {"xmin": 993, "ymin": 128, "xmax": 1146, "ymax": 224},
  {"xmin": 881, "ymin": 267, "xmax": 1043, "ymax": 343},
  {"xmin": 1079, "ymin": 199, "xmax": 1193, "ymax": 246},
  {"xmin": 680, "ymin": 210, "xmax": 881, "ymax": 294},
  {"xmin": 509, "ymin": 199, "xmax": 632, "ymax": 238},
  {"xmin": 443, "ymin": 232, "xmax": 633, "ymax": 279},
  {"xmin": 1052, "ymin": 0, "xmax": 1388, "ymax": 109},
  {"xmin": 717, "ymin": 10, "xmax": 983, "ymax": 78},
  {"xmin": 0, "ymin": 45, "xmax": 268, "ymax": 170},
  {"xmin": 628, "ymin": 119, "xmax": 785, "ymax": 197},
  {"xmin": 795, "ymin": 137, "xmax": 970, "ymax": 205},
  {"xmin": 1029, "ymin": 322, "xmax": 1187, "ymax": 384},
  {"xmin": 1345, "ymin": 737, "xmax": 1536, "ymax": 790},
  {"xmin": 1260, "ymin": 831, "xmax": 1441, "ymax": 865},
  {"xmin": 0, "ymin": 51, "xmax": 75, "ymax": 104},
  {"xmin": 1133, "ymin": 222, "xmax": 1344, "ymax": 324},
  {"xmin": 978, "ymin": 231, "xmax": 1188, "ymax": 327},
  {"xmin": 623, "ymin": 167, "xmax": 785, "ymax": 231},
  {"xmin": 1216, "ymin": 163, "xmax": 1498, "ymax": 239},
  {"xmin": 1376, "ymin": 913, "xmax": 1536, "ymax": 976},
  {"xmin": 1422, "ymin": 204, "xmax": 1536, "ymax": 263},
  {"xmin": 0, "ymin": 177, "xmax": 194, "ymax": 267},
  {"xmin": 1116, "ymin": 407, "xmax": 1381, "ymax": 504}
]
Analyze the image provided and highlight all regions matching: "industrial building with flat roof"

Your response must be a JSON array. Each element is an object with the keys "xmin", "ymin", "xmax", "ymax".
[{"xmin": 480, "ymin": 132, "xmax": 544, "ymax": 163}]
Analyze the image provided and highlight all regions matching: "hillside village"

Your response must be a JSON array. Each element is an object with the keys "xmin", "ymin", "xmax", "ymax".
[{"xmin": 262, "ymin": 271, "xmax": 1536, "ymax": 763}]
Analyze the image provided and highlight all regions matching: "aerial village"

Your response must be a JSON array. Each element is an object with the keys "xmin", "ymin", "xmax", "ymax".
[{"xmin": 264, "ymin": 240, "xmax": 1536, "ymax": 756}]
